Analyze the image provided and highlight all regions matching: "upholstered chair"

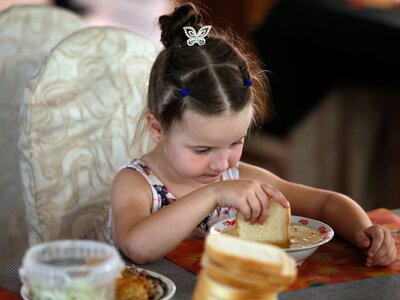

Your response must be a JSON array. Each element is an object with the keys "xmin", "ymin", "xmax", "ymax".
[
  {"xmin": 18, "ymin": 26, "xmax": 160, "ymax": 245},
  {"xmin": 0, "ymin": 5, "xmax": 86, "ymax": 262}
]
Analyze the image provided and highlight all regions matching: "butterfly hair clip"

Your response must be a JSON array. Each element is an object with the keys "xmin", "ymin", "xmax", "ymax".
[{"xmin": 183, "ymin": 25, "xmax": 212, "ymax": 47}]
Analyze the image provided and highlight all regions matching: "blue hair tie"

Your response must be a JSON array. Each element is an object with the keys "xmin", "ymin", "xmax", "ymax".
[
  {"xmin": 179, "ymin": 87, "xmax": 190, "ymax": 97},
  {"xmin": 244, "ymin": 78, "xmax": 253, "ymax": 86}
]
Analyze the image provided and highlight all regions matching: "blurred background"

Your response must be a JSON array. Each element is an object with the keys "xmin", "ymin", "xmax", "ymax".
[{"xmin": 1, "ymin": 0, "xmax": 399, "ymax": 264}]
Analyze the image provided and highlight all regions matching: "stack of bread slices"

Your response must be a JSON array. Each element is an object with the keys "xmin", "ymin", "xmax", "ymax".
[{"xmin": 192, "ymin": 234, "xmax": 297, "ymax": 300}]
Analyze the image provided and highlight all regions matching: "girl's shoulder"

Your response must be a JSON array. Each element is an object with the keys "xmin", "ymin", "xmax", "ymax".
[
  {"xmin": 113, "ymin": 159, "xmax": 150, "ymax": 187},
  {"xmin": 116, "ymin": 158, "xmax": 164, "ymax": 190},
  {"xmin": 113, "ymin": 160, "xmax": 149, "ymax": 187},
  {"xmin": 123, "ymin": 158, "xmax": 151, "ymax": 174},
  {"xmin": 112, "ymin": 159, "xmax": 156, "ymax": 205}
]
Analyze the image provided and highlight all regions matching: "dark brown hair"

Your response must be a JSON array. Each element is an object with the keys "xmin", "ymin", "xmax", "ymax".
[{"xmin": 138, "ymin": 2, "xmax": 270, "ymax": 138}]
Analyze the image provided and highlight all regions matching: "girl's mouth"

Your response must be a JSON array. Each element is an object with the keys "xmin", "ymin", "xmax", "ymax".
[{"xmin": 205, "ymin": 173, "xmax": 220, "ymax": 178}]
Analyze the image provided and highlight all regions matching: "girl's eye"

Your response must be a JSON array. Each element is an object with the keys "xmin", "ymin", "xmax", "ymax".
[
  {"xmin": 194, "ymin": 149, "xmax": 210, "ymax": 155},
  {"xmin": 231, "ymin": 140, "xmax": 244, "ymax": 147}
]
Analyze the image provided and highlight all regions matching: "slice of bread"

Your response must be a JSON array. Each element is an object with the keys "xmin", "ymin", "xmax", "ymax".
[
  {"xmin": 192, "ymin": 234, "xmax": 297, "ymax": 300},
  {"xmin": 201, "ymin": 256, "xmax": 287, "ymax": 290},
  {"xmin": 195, "ymin": 270, "xmax": 278, "ymax": 300},
  {"xmin": 204, "ymin": 234, "xmax": 285, "ymax": 276},
  {"xmin": 236, "ymin": 199, "xmax": 291, "ymax": 248},
  {"xmin": 201, "ymin": 254, "xmax": 297, "ymax": 289}
]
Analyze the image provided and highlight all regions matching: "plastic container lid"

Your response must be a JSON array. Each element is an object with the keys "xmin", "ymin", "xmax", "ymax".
[{"xmin": 20, "ymin": 240, "xmax": 124, "ymax": 286}]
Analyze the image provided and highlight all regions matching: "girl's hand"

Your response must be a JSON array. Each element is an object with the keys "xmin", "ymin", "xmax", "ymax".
[
  {"xmin": 213, "ymin": 180, "xmax": 290, "ymax": 225},
  {"xmin": 355, "ymin": 224, "xmax": 397, "ymax": 267}
]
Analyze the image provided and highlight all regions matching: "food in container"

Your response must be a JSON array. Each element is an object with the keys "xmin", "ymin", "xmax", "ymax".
[{"xmin": 20, "ymin": 240, "xmax": 124, "ymax": 300}]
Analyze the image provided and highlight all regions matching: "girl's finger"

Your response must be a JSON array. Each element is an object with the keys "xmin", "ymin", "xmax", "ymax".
[
  {"xmin": 239, "ymin": 202, "xmax": 252, "ymax": 221},
  {"xmin": 255, "ymin": 188, "xmax": 269, "ymax": 224},
  {"xmin": 246, "ymin": 194, "xmax": 262, "ymax": 224},
  {"xmin": 368, "ymin": 246, "xmax": 389, "ymax": 266},
  {"xmin": 261, "ymin": 183, "xmax": 290, "ymax": 208},
  {"xmin": 355, "ymin": 230, "xmax": 371, "ymax": 251},
  {"xmin": 369, "ymin": 250, "xmax": 395, "ymax": 267},
  {"xmin": 373, "ymin": 230, "xmax": 397, "ymax": 264},
  {"xmin": 366, "ymin": 226, "xmax": 384, "ymax": 257}
]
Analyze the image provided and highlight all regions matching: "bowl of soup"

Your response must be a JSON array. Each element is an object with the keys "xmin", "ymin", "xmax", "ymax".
[{"xmin": 210, "ymin": 216, "xmax": 334, "ymax": 264}]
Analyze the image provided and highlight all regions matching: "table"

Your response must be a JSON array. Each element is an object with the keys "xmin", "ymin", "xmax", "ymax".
[
  {"xmin": 1, "ymin": 208, "xmax": 399, "ymax": 299},
  {"xmin": 1, "ymin": 259, "xmax": 400, "ymax": 300}
]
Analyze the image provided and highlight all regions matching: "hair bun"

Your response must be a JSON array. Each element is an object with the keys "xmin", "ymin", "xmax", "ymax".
[{"xmin": 159, "ymin": 3, "xmax": 203, "ymax": 48}]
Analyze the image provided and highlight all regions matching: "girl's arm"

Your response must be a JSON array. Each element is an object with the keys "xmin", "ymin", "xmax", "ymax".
[
  {"xmin": 112, "ymin": 166, "xmax": 288, "ymax": 264},
  {"xmin": 240, "ymin": 162, "xmax": 370, "ymax": 241},
  {"xmin": 240, "ymin": 161, "xmax": 397, "ymax": 266},
  {"xmin": 111, "ymin": 168, "xmax": 218, "ymax": 264}
]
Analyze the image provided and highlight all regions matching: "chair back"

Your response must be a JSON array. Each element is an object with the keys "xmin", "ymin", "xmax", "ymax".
[
  {"xmin": 18, "ymin": 26, "xmax": 160, "ymax": 245},
  {"xmin": 0, "ymin": 4, "xmax": 86, "ymax": 260}
]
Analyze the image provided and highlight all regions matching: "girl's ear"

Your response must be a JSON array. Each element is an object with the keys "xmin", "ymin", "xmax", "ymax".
[{"xmin": 146, "ymin": 113, "xmax": 163, "ymax": 142}]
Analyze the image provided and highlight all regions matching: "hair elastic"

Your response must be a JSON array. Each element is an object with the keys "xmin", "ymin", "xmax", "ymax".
[
  {"xmin": 179, "ymin": 87, "xmax": 190, "ymax": 97},
  {"xmin": 244, "ymin": 78, "xmax": 253, "ymax": 86}
]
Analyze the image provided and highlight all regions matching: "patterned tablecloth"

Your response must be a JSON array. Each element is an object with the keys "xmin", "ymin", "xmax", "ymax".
[
  {"xmin": 166, "ymin": 208, "xmax": 400, "ymax": 290},
  {"xmin": 0, "ymin": 286, "xmax": 21, "ymax": 300}
]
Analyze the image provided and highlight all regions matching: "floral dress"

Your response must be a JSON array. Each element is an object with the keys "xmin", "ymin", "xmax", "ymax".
[{"xmin": 110, "ymin": 158, "xmax": 238, "ymax": 240}]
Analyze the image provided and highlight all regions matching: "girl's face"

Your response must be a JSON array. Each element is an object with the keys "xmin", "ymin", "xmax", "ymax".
[{"xmin": 162, "ymin": 104, "xmax": 253, "ymax": 184}]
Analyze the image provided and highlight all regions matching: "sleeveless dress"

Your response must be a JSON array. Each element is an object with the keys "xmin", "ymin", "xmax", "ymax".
[{"xmin": 109, "ymin": 158, "xmax": 239, "ymax": 240}]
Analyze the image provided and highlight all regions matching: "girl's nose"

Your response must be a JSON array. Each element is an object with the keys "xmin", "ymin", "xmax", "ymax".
[{"xmin": 210, "ymin": 150, "xmax": 229, "ymax": 172}]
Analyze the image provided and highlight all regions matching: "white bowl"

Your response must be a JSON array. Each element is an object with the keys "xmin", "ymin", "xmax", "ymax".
[{"xmin": 209, "ymin": 215, "xmax": 334, "ymax": 264}]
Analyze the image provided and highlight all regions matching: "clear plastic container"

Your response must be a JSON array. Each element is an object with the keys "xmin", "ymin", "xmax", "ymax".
[{"xmin": 20, "ymin": 240, "xmax": 124, "ymax": 300}]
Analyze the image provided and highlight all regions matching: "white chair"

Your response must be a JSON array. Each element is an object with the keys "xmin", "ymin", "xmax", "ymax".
[
  {"xmin": 0, "ymin": 4, "xmax": 86, "ymax": 263},
  {"xmin": 18, "ymin": 26, "xmax": 160, "ymax": 245}
]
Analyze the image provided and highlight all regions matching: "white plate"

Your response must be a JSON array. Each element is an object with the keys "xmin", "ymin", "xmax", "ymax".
[
  {"xmin": 20, "ymin": 285, "xmax": 28, "ymax": 300},
  {"xmin": 140, "ymin": 268, "xmax": 176, "ymax": 300},
  {"xmin": 210, "ymin": 215, "xmax": 334, "ymax": 264},
  {"xmin": 21, "ymin": 268, "xmax": 176, "ymax": 300}
]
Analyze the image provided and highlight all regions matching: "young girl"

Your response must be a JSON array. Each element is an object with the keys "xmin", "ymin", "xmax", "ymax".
[{"xmin": 110, "ymin": 2, "xmax": 396, "ymax": 266}]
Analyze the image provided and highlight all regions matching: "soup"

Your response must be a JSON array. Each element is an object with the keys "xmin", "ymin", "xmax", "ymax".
[{"xmin": 221, "ymin": 223, "xmax": 323, "ymax": 248}]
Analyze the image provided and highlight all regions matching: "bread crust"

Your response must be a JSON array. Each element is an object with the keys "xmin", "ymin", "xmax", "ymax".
[
  {"xmin": 204, "ymin": 236, "xmax": 285, "ymax": 275},
  {"xmin": 201, "ymin": 256, "xmax": 288, "ymax": 290}
]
